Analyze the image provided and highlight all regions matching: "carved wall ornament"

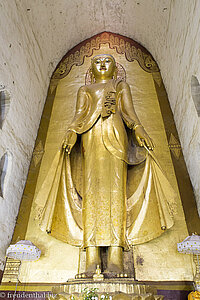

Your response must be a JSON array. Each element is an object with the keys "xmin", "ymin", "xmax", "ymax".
[
  {"xmin": 53, "ymin": 32, "xmax": 159, "ymax": 80},
  {"xmin": 32, "ymin": 140, "xmax": 44, "ymax": 167},
  {"xmin": 168, "ymin": 133, "xmax": 182, "ymax": 160}
]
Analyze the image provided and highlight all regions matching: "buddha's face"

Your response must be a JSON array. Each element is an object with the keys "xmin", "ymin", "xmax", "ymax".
[{"xmin": 91, "ymin": 55, "xmax": 116, "ymax": 81}]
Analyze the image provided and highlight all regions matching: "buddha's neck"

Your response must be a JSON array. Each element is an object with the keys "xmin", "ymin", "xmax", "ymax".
[{"xmin": 95, "ymin": 78, "xmax": 112, "ymax": 84}]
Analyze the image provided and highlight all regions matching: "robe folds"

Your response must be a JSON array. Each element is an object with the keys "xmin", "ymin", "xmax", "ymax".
[{"xmin": 35, "ymin": 79, "xmax": 175, "ymax": 249}]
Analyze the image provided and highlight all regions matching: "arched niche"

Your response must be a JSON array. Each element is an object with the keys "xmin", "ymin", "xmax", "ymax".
[
  {"xmin": 191, "ymin": 75, "xmax": 200, "ymax": 117},
  {"xmin": 13, "ymin": 32, "xmax": 199, "ymax": 284},
  {"xmin": 0, "ymin": 89, "xmax": 10, "ymax": 129},
  {"xmin": 0, "ymin": 151, "xmax": 12, "ymax": 198}
]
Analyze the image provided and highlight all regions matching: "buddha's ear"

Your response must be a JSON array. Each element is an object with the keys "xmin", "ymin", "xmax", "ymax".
[
  {"xmin": 89, "ymin": 67, "xmax": 95, "ymax": 84},
  {"xmin": 114, "ymin": 66, "xmax": 118, "ymax": 80},
  {"xmin": 91, "ymin": 73, "xmax": 95, "ymax": 84}
]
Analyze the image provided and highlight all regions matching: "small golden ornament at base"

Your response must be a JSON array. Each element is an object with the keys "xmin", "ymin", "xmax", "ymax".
[
  {"xmin": 188, "ymin": 290, "xmax": 200, "ymax": 299},
  {"xmin": 117, "ymin": 273, "xmax": 128, "ymax": 278},
  {"xmin": 93, "ymin": 265, "xmax": 104, "ymax": 281}
]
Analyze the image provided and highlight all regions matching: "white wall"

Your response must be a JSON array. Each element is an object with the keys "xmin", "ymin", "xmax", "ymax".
[
  {"xmin": 0, "ymin": 0, "xmax": 51, "ymax": 269},
  {"xmin": 0, "ymin": 0, "xmax": 199, "ymax": 270},
  {"xmin": 158, "ymin": 0, "xmax": 200, "ymax": 209}
]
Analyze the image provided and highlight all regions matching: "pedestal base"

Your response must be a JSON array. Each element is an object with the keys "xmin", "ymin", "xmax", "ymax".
[{"xmin": 49, "ymin": 278, "xmax": 164, "ymax": 299}]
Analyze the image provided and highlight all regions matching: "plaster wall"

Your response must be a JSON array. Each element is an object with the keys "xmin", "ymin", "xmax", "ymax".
[
  {"xmin": 159, "ymin": 0, "xmax": 200, "ymax": 208},
  {"xmin": 0, "ymin": 0, "xmax": 199, "ymax": 271},
  {"xmin": 0, "ymin": 0, "xmax": 50, "ymax": 269}
]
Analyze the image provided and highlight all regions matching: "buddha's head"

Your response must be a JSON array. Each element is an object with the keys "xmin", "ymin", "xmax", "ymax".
[{"xmin": 91, "ymin": 54, "xmax": 116, "ymax": 81}]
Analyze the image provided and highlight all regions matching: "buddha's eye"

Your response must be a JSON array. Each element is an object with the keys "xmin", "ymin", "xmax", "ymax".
[
  {"xmin": 105, "ymin": 59, "xmax": 111, "ymax": 63},
  {"xmin": 95, "ymin": 60, "xmax": 101, "ymax": 64}
]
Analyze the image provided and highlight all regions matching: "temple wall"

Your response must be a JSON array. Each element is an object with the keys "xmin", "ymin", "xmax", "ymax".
[
  {"xmin": 0, "ymin": 0, "xmax": 50, "ymax": 270},
  {"xmin": 0, "ymin": 0, "xmax": 199, "ymax": 272},
  {"xmin": 157, "ymin": 1, "xmax": 200, "ymax": 212}
]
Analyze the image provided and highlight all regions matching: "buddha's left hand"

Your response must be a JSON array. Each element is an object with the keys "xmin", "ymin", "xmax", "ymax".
[{"xmin": 134, "ymin": 125, "xmax": 154, "ymax": 150}]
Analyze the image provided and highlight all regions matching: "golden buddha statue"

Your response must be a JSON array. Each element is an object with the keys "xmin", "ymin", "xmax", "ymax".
[
  {"xmin": 63, "ymin": 54, "xmax": 154, "ymax": 274},
  {"xmin": 93, "ymin": 264, "xmax": 104, "ymax": 281},
  {"xmin": 36, "ymin": 54, "xmax": 174, "ymax": 276}
]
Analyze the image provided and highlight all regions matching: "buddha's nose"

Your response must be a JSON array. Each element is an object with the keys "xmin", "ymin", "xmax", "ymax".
[{"xmin": 100, "ymin": 60, "xmax": 106, "ymax": 69}]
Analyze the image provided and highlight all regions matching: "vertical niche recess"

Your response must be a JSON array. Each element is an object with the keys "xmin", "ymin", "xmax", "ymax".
[
  {"xmin": 0, "ymin": 89, "xmax": 11, "ymax": 129},
  {"xmin": 0, "ymin": 152, "xmax": 12, "ymax": 198},
  {"xmin": 191, "ymin": 75, "xmax": 200, "ymax": 117}
]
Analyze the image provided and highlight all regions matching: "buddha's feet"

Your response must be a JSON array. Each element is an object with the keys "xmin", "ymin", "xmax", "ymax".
[
  {"xmin": 85, "ymin": 246, "xmax": 101, "ymax": 274},
  {"xmin": 107, "ymin": 246, "xmax": 124, "ymax": 275}
]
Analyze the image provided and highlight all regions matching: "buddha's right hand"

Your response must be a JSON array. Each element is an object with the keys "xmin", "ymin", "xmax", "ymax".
[{"xmin": 62, "ymin": 130, "xmax": 77, "ymax": 154}]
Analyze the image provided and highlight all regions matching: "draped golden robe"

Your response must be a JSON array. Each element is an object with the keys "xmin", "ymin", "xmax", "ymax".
[{"xmin": 36, "ymin": 79, "xmax": 175, "ymax": 249}]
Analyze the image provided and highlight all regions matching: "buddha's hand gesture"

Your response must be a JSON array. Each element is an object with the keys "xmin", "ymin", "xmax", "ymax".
[
  {"xmin": 134, "ymin": 125, "xmax": 154, "ymax": 150},
  {"xmin": 62, "ymin": 130, "xmax": 77, "ymax": 154}
]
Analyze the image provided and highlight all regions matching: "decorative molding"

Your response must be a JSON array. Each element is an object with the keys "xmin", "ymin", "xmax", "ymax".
[
  {"xmin": 32, "ymin": 140, "xmax": 44, "ymax": 167},
  {"xmin": 1, "ymin": 258, "xmax": 21, "ymax": 283},
  {"xmin": 168, "ymin": 133, "xmax": 182, "ymax": 160},
  {"xmin": 53, "ymin": 32, "xmax": 159, "ymax": 80}
]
